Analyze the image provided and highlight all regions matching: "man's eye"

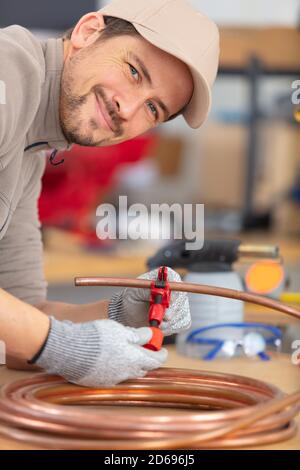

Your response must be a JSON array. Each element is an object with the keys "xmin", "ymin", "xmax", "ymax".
[
  {"xmin": 129, "ymin": 64, "xmax": 139, "ymax": 81},
  {"xmin": 147, "ymin": 101, "xmax": 158, "ymax": 119}
]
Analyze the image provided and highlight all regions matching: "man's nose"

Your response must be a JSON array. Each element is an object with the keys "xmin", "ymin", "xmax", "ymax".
[{"xmin": 113, "ymin": 92, "xmax": 144, "ymax": 121}]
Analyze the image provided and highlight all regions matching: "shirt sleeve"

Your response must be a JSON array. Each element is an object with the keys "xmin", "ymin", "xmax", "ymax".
[
  {"xmin": 0, "ymin": 26, "xmax": 46, "ymax": 305},
  {"xmin": 0, "ymin": 25, "xmax": 44, "ymax": 161},
  {"xmin": 0, "ymin": 154, "xmax": 47, "ymax": 305}
]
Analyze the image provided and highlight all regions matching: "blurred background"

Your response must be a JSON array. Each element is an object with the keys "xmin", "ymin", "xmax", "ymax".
[{"xmin": 1, "ymin": 1, "xmax": 299, "ymax": 354}]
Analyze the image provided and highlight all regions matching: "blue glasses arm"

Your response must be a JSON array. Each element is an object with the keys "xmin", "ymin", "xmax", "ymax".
[{"xmin": 258, "ymin": 351, "xmax": 270, "ymax": 361}]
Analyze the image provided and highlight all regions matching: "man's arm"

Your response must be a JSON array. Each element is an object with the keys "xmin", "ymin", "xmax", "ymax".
[
  {"xmin": 0, "ymin": 287, "xmax": 49, "ymax": 363},
  {"xmin": 2, "ymin": 290, "xmax": 109, "ymax": 371},
  {"xmin": 35, "ymin": 299, "xmax": 109, "ymax": 323},
  {"xmin": 0, "ymin": 287, "xmax": 168, "ymax": 386}
]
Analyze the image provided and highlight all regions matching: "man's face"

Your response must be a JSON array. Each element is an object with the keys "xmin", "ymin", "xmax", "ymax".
[{"xmin": 60, "ymin": 33, "xmax": 194, "ymax": 146}]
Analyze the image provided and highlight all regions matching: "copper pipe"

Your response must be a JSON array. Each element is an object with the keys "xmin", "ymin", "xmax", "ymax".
[
  {"xmin": 75, "ymin": 277, "xmax": 300, "ymax": 321},
  {"xmin": 0, "ymin": 369, "xmax": 299, "ymax": 449},
  {"xmin": 0, "ymin": 276, "xmax": 299, "ymax": 449}
]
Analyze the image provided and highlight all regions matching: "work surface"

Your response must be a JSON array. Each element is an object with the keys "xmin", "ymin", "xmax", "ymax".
[{"xmin": 0, "ymin": 347, "xmax": 299, "ymax": 450}]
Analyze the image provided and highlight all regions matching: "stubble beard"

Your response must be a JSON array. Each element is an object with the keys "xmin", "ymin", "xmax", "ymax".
[{"xmin": 59, "ymin": 66, "xmax": 124, "ymax": 147}]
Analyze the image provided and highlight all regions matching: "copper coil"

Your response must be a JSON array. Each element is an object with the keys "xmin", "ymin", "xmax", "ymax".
[
  {"xmin": 0, "ymin": 368, "xmax": 299, "ymax": 449},
  {"xmin": 1, "ymin": 276, "xmax": 300, "ymax": 449}
]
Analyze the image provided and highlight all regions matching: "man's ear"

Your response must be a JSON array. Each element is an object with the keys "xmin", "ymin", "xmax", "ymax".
[{"xmin": 70, "ymin": 12, "xmax": 106, "ymax": 50}]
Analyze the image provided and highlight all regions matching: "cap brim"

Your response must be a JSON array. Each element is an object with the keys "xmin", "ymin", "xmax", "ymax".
[{"xmin": 133, "ymin": 24, "xmax": 211, "ymax": 129}]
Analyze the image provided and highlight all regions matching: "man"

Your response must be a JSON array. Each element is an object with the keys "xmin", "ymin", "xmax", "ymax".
[{"xmin": 0, "ymin": 0, "xmax": 219, "ymax": 387}]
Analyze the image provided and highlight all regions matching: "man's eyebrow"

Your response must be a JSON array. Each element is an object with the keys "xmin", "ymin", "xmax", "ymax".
[
  {"xmin": 129, "ymin": 52, "xmax": 170, "ymax": 121},
  {"xmin": 156, "ymin": 98, "xmax": 170, "ymax": 122}
]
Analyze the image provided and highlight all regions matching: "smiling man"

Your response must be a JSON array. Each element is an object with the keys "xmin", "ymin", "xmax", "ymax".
[
  {"xmin": 0, "ymin": 0, "xmax": 219, "ymax": 387},
  {"xmin": 61, "ymin": 14, "xmax": 195, "ymax": 146}
]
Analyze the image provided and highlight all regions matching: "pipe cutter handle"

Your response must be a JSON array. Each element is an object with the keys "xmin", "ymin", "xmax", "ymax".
[{"xmin": 143, "ymin": 327, "xmax": 164, "ymax": 352}]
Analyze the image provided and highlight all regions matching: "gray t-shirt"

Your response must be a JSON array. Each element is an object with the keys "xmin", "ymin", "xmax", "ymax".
[{"xmin": 0, "ymin": 25, "xmax": 69, "ymax": 305}]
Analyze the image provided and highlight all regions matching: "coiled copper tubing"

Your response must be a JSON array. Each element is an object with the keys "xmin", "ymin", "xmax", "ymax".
[{"xmin": 0, "ymin": 277, "xmax": 299, "ymax": 449}]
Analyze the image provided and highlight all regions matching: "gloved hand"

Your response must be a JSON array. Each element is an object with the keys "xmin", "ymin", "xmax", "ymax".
[
  {"xmin": 108, "ymin": 267, "xmax": 191, "ymax": 336},
  {"xmin": 31, "ymin": 317, "xmax": 168, "ymax": 388}
]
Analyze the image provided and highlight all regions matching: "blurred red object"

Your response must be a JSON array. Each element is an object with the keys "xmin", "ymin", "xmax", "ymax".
[{"xmin": 39, "ymin": 136, "xmax": 155, "ymax": 243}]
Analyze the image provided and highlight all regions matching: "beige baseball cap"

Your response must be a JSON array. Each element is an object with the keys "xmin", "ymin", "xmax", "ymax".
[{"xmin": 99, "ymin": 0, "xmax": 220, "ymax": 129}]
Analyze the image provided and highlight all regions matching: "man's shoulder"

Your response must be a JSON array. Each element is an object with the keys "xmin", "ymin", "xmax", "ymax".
[
  {"xmin": 0, "ymin": 25, "xmax": 45, "ymax": 75},
  {"xmin": 0, "ymin": 26, "xmax": 45, "ymax": 155}
]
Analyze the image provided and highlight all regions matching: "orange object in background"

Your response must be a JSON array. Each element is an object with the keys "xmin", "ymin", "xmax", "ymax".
[
  {"xmin": 39, "ymin": 135, "xmax": 156, "ymax": 244},
  {"xmin": 245, "ymin": 260, "xmax": 286, "ymax": 297}
]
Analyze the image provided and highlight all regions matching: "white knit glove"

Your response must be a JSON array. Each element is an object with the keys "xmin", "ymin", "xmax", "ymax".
[
  {"xmin": 32, "ymin": 318, "xmax": 168, "ymax": 388},
  {"xmin": 108, "ymin": 267, "xmax": 191, "ymax": 336}
]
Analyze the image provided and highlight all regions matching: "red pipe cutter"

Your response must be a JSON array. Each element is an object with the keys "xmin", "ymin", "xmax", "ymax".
[{"xmin": 143, "ymin": 266, "xmax": 171, "ymax": 351}]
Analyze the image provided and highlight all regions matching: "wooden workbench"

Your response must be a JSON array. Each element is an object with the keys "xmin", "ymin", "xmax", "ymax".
[
  {"xmin": 0, "ymin": 348, "xmax": 299, "ymax": 450},
  {"xmin": 44, "ymin": 230, "xmax": 300, "ymax": 282}
]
